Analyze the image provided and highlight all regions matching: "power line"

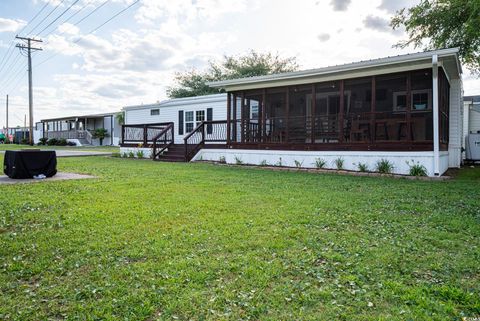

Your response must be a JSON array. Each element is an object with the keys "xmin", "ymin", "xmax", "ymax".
[
  {"xmin": 37, "ymin": 0, "xmax": 81, "ymax": 37},
  {"xmin": 18, "ymin": 1, "xmax": 51, "ymax": 35},
  {"xmin": 42, "ymin": 0, "xmax": 95, "ymax": 38},
  {"xmin": 85, "ymin": 0, "xmax": 139, "ymax": 35},
  {"xmin": 27, "ymin": 0, "xmax": 67, "ymax": 36}
]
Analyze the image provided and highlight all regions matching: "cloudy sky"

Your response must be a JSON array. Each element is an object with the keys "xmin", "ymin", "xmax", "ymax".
[{"xmin": 0, "ymin": 0, "xmax": 478, "ymax": 126}]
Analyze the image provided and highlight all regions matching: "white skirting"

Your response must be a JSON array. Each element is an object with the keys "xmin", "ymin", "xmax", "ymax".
[{"xmin": 194, "ymin": 149, "xmax": 448, "ymax": 177}]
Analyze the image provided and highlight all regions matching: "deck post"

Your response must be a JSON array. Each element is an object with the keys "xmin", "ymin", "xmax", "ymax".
[
  {"xmin": 339, "ymin": 80, "xmax": 345, "ymax": 143},
  {"xmin": 432, "ymin": 54, "xmax": 440, "ymax": 175},
  {"xmin": 143, "ymin": 125, "xmax": 147, "ymax": 146},
  {"xmin": 226, "ymin": 93, "xmax": 231, "ymax": 145}
]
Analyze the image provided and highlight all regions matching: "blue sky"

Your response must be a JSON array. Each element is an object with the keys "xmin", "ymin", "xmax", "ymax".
[{"xmin": 0, "ymin": 0, "xmax": 478, "ymax": 127}]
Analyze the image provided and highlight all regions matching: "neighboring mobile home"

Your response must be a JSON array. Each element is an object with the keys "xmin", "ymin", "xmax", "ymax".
[
  {"xmin": 463, "ymin": 95, "xmax": 480, "ymax": 161},
  {"xmin": 41, "ymin": 112, "xmax": 121, "ymax": 146},
  {"xmin": 120, "ymin": 48, "xmax": 463, "ymax": 177}
]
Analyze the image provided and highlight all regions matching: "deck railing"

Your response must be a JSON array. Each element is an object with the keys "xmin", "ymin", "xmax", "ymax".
[
  {"xmin": 184, "ymin": 120, "xmax": 228, "ymax": 161},
  {"xmin": 121, "ymin": 123, "xmax": 173, "ymax": 146},
  {"xmin": 152, "ymin": 123, "xmax": 174, "ymax": 159}
]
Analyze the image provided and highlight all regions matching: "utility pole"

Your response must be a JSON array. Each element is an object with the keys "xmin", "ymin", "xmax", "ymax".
[
  {"xmin": 15, "ymin": 36, "xmax": 42, "ymax": 145},
  {"xmin": 5, "ymin": 95, "xmax": 8, "ymax": 143}
]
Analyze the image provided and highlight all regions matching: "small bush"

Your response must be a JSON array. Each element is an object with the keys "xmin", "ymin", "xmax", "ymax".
[
  {"xmin": 20, "ymin": 138, "xmax": 29, "ymax": 145},
  {"xmin": 406, "ymin": 160, "xmax": 427, "ymax": 177},
  {"xmin": 122, "ymin": 152, "xmax": 128, "ymax": 158},
  {"xmin": 275, "ymin": 157, "xmax": 283, "ymax": 167},
  {"xmin": 57, "ymin": 138, "xmax": 68, "ymax": 146},
  {"xmin": 234, "ymin": 156, "xmax": 243, "ymax": 165},
  {"xmin": 334, "ymin": 157, "xmax": 344, "ymax": 170},
  {"xmin": 294, "ymin": 159, "xmax": 303, "ymax": 168},
  {"xmin": 219, "ymin": 156, "xmax": 226, "ymax": 164},
  {"xmin": 260, "ymin": 159, "xmax": 268, "ymax": 166},
  {"xmin": 47, "ymin": 138, "xmax": 58, "ymax": 146},
  {"xmin": 38, "ymin": 137, "xmax": 48, "ymax": 145},
  {"xmin": 375, "ymin": 159, "xmax": 394, "ymax": 174},
  {"xmin": 356, "ymin": 162, "xmax": 369, "ymax": 172},
  {"xmin": 128, "ymin": 151, "xmax": 135, "ymax": 158},
  {"xmin": 315, "ymin": 158, "xmax": 326, "ymax": 169},
  {"xmin": 136, "ymin": 150, "xmax": 145, "ymax": 158}
]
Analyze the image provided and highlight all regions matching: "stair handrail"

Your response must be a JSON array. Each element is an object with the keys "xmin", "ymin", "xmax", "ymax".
[
  {"xmin": 152, "ymin": 122, "xmax": 174, "ymax": 159},
  {"xmin": 183, "ymin": 121, "xmax": 205, "ymax": 162}
]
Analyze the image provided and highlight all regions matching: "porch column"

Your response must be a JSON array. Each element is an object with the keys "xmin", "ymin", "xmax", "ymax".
[
  {"xmin": 226, "ymin": 92, "xmax": 231, "ymax": 145},
  {"xmin": 432, "ymin": 54, "xmax": 440, "ymax": 175}
]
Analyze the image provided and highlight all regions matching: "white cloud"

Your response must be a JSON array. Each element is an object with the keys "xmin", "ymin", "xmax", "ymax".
[{"xmin": 0, "ymin": 17, "xmax": 26, "ymax": 33}]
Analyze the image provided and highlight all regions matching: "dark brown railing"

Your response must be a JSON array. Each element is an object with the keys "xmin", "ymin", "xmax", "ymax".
[
  {"xmin": 231, "ymin": 110, "xmax": 433, "ymax": 145},
  {"xmin": 184, "ymin": 120, "xmax": 227, "ymax": 161},
  {"xmin": 121, "ymin": 123, "xmax": 173, "ymax": 146},
  {"xmin": 152, "ymin": 123, "xmax": 174, "ymax": 159}
]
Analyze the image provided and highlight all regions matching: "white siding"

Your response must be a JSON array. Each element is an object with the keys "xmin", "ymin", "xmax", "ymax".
[
  {"xmin": 448, "ymin": 78, "xmax": 463, "ymax": 167},
  {"xmin": 469, "ymin": 108, "xmax": 480, "ymax": 133},
  {"xmin": 124, "ymin": 95, "xmax": 228, "ymax": 144}
]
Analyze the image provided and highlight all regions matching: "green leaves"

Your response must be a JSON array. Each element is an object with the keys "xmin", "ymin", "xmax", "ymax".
[{"xmin": 392, "ymin": 0, "xmax": 480, "ymax": 74}]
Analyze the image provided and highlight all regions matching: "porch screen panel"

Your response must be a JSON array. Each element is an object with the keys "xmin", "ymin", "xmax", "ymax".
[
  {"xmin": 244, "ymin": 92, "xmax": 262, "ymax": 143},
  {"xmin": 375, "ymin": 74, "xmax": 407, "ymax": 142},
  {"xmin": 344, "ymin": 78, "xmax": 372, "ymax": 143},
  {"xmin": 411, "ymin": 69, "xmax": 433, "ymax": 142},
  {"xmin": 314, "ymin": 81, "xmax": 340, "ymax": 143},
  {"xmin": 288, "ymin": 85, "xmax": 311, "ymax": 143},
  {"xmin": 438, "ymin": 68, "xmax": 449, "ymax": 148},
  {"xmin": 265, "ymin": 88, "xmax": 286, "ymax": 143}
]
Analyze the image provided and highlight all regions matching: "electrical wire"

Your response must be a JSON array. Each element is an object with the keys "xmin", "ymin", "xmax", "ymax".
[
  {"xmin": 37, "ymin": 0, "xmax": 81, "ymax": 37},
  {"xmin": 27, "ymin": 0, "xmax": 67, "ymax": 36}
]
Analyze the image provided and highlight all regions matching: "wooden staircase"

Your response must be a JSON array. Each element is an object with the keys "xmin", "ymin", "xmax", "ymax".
[{"xmin": 154, "ymin": 144, "xmax": 185, "ymax": 162}]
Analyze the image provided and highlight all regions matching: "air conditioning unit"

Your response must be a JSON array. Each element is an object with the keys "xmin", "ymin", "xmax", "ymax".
[{"xmin": 466, "ymin": 133, "xmax": 480, "ymax": 161}]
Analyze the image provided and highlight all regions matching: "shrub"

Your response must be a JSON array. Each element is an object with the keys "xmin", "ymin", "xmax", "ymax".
[
  {"xmin": 234, "ymin": 156, "xmax": 243, "ymax": 165},
  {"xmin": 57, "ymin": 138, "xmax": 68, "ymax": 146},
  {"xmin": 406, "ymin": 160, "xmax": 427, "ymax": 177},
  {"xmin": 219, "ymin": 156, "xmax": 226, "ymax": 164},
  {"xmin": 315, "ymin": 158, "xmax": 326, "ymax": 169},
  {"xmin": 356, "ymin": 162, "xmax": 369, "ymax": 172},
  {"xmin": 260, "ymin": 159, "xmax": 268, "ymax": 166},
  {"xmin": 275, "ymin": 157, "xmax": 283, "ymax": 167},
  {"xmin": 375, "ymin": 159, "xmax": 394, "ymax": 174},
  {"xmin": 128, "ymin": 151, "xmax": 135, "ymax": 158},
  {"xmin": 47, "ymin": 138, "xmax": 58, "ymax": 146},
  {"xmin": 122, "ymin": 152, "xmax": 128, "ymax": 158},
  {"xmin": 20, "ymin": 138, "xmax": 29, "ymax": 145},
  {"xmin": 334, "ymin": 157, "xmax": 344, "ymax": 170},
  {"xmin": 38, "ymin": 137, "xmax": 48, "ymax": 145},
  {"xmin": 136, "ymin": 150, "xmax": 145, "ymax": 158},
  {"xmin": 294, "ymin": 159, "xmax": 303, "ymax": 168}
]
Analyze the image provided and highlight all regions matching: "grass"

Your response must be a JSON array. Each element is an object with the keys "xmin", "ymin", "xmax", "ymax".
[
  {"xmin": 0, "ymin": 156, "xmax": 479, "ymax": 320},
  {"xmin": 0, "ymin": 144, "xmax": 119, "ymax": 153}
]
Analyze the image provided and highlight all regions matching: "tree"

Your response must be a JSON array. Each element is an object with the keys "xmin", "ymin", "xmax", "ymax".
[
  {"xmin": 167, "ymin": 51, "xmax": 299, "ymax": 98},
  {"xmin": 391, "ymin": 0, "xmax": 480, "ymax": 74},
  {"xmin": 116, "ymin": 112, "xmax": 125, "ymax": 125},
  {"xmin": 92, "ymin": 128, "xmax": 109, "ymax": 146}
]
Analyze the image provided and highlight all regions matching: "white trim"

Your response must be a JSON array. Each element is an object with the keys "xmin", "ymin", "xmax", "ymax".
[{"xmin": 432, "ymin": 54, "xmax": 440, "ymax": 175}]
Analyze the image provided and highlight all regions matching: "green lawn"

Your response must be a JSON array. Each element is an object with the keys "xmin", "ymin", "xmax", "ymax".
[
  {"xmin": 0, "ymin": 144, "xmax": 119, "ymax": 153},
  {"xmin": 0, "ymin": 156, "xmax": 479, "ymax": 320}
]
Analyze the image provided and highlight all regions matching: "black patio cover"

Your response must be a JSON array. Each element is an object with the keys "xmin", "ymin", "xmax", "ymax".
[{"xmin": 3, "ymin": 150, "xmax": 57, "ymax": 179}]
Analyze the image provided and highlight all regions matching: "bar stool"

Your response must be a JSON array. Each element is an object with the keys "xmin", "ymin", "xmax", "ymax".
[{"xmin": 397, "ymin": 121, "xmax": 415, "ymax": 140}]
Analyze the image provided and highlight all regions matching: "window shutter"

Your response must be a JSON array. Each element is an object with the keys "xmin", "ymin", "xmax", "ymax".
[
  {"xmin": 206, "ymin": 108, "xmax": 213, "ymax": 134},
  {"xmin": 178, "ymin": 110, "xmax": 184, "ymax": 135}
]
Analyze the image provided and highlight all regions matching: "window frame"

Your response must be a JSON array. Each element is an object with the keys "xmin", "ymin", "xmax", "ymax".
[{"xmin": 150, "ymin": 109, "xmax": 160, "ymax": 116}]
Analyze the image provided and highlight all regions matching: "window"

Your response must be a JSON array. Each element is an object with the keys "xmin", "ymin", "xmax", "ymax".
[
  {"xmin": 196, "ymin": 110, "xmax": 205, "ymax": 126},
  {"xmin": 150, "ymin": 109, "xmax": 160, "ymax": 116},
  {"xmin": 393, "ymin": 92, "xmax": 407, "ymax": 111},
  {"xmin": 185, "ymin": 111, "xmax": 194, "ymax": 133},
  {"xmin": 412, "ymin": 90, "xmax": 431, "ymax": 110},
  {"xmin": 250, "ymin": 104, "xmax": 259, "ymax": 119}
]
